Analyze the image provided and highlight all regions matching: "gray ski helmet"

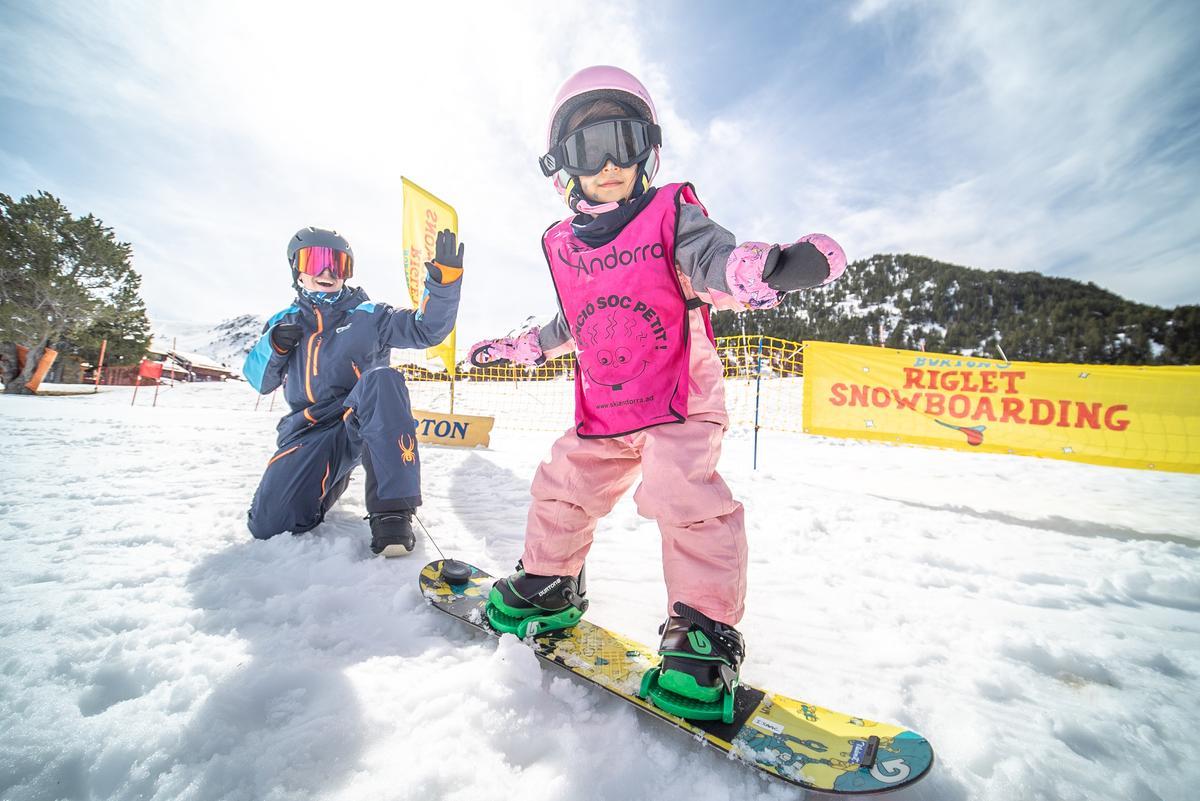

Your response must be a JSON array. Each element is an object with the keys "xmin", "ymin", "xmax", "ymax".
[{"xmin": 286, "ymin": 226, "xmax": 354, "ymax": 285}]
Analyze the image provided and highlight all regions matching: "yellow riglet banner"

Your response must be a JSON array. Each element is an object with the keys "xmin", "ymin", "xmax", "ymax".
[
  {"xmin": 802, "ymin": 341, "xmax": 1200, "ymax": 474},
  {"xmin": 401, "ymin": 177, "xmax": 457, "ymax": 375}
]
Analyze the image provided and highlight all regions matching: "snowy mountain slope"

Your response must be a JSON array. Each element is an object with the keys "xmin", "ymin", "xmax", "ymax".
[
  {"xmin": 151, "ymin": 314, "xmax": 264, "ymax": 368},
  {"xmin": 1, "ymin": 382, "xmax": 1197, "ymax": 801}
]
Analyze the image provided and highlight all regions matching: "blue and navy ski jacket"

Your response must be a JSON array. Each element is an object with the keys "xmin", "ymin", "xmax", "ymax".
[{"xmin": 243, "ymin": 273, "xmax": 460, "ymax": 441}]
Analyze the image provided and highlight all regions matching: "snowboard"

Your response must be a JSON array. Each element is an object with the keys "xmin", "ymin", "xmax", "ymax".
[{"xmin": 420, "ymin": 559, "xmax": 934, "ymax": 794}]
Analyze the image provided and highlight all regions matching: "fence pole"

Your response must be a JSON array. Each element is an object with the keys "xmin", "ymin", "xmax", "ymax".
[
  {"xmin": 94, "ymin": 339, "xmax": 107, "ymax": 393},
  {"xmin": 753, "ymin": 335, "xmax": 764, "ymax": 470}
]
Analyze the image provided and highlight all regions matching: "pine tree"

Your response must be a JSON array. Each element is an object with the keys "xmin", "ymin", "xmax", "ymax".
[{"xmin": 0, "ymin": 191, "xmax": 150, "ymax": 393}]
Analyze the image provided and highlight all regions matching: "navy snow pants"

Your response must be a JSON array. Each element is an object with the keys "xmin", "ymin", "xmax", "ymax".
[{"xmin": 247, "ymin": 367, "xmax": 422, "ymax": 539}]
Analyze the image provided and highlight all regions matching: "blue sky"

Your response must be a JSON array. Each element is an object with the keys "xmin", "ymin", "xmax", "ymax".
[{"xmin": 2, "ymin": 0, "xmax": 1198, "ymax": 349}]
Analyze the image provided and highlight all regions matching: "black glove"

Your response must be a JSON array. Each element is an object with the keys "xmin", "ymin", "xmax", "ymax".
[
  {"xmin": 425, "ymin": 228, "xmax": 465, "ymax": 283},
  {"xmin": 761, "ymin": 242, "xmax": 830, "ymax": 292},
  {"xmin": 270, "ymin": 323, "xmax": 303, "ymax": 355}
]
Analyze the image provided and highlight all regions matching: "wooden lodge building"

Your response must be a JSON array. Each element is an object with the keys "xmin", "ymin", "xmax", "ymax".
[{"xmin": 89, "ymin": 347, "xmax": 239, "ymax": 386}]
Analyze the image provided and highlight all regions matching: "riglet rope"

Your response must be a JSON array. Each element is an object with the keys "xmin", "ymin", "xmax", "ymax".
[{"xmin": 412, "ymin": 510, "xmax": 448, "ymax": 562}]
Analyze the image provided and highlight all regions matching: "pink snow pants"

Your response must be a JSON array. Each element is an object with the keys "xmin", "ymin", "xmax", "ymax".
[{"xmin": 521, "ymin": 417, "xmax": 748, "ymax": 626}]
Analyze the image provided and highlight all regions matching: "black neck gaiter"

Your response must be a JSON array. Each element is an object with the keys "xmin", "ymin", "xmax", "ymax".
[{"xmin": 571, "ymin": 186, "xmax": 659, "ymax": 248}]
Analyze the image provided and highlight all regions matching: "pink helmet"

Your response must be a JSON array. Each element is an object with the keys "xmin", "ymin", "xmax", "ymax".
[{"xmin": 544, "ymin": 65, "xmax": 661, "ymax": 204}]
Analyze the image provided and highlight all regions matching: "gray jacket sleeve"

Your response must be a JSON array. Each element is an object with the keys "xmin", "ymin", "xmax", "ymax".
[
  {"xmin": 537, "ymin": 311, "xmax": 574, "ymax": 353},
  {"xmin": 674, "ymin": 204, "xmax": 737, "ymax": 297}
]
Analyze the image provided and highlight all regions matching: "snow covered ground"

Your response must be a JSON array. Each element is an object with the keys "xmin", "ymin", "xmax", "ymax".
[{"xmin": 2, "ymin": 380, "xmax": 1198, "ymax": 801}]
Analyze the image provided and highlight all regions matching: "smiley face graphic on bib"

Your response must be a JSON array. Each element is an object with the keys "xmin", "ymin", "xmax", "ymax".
[{"xmin": 576, "ymin": 299, "xmax": 667, "ymax": 391}]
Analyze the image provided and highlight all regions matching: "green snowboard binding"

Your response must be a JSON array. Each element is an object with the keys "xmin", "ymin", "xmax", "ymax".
[
  {"xmin": 485, "ymin": 561, "xmax": 588, "ymax": 638},
  {"xmin": 639, "ymin": 602, "xmax": 746, "ymax": 724}
]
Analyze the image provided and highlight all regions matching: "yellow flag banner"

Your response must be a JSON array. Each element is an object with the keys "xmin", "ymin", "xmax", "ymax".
[
  {"xmin": 801, "ymin": 341, "xmax": 1200, "ymax": 474},
  {"xmin": 401, "ymin": 177, "xmax": 457, "ymax": 375}
]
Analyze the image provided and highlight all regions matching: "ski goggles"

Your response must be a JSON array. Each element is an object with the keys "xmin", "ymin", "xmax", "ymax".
[
  {"xmin": 540, "ymin": 117, "xmax": 661, "ymax": 177},
  {"xmin": 293, "ymin": 246, "xmax": 354, "ymax": 280}
]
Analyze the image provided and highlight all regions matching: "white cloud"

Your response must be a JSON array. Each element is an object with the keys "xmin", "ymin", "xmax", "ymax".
[
  {"xmin": 866, "ymin": 2, "xmax": 1200, "ymax": 300},
  {"xmin": 849, "ymin": 0, "xmax": 910, "ymax": 25},
  {"xmin": 2, "ymin": 0, "xmax": 1197, "ymax": 367},
  {"xmin": 0, "ymin": 0, "xmax": 659, "ymax": 346},
  {"xmin": 659, "ymin": 0, "xmax": 1200, "ymax": 308}
]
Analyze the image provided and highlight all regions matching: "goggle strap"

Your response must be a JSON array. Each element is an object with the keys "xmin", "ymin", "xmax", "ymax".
[{"xmin": 646, "ymin": 123, "xmax": 662, "ymax": 147}]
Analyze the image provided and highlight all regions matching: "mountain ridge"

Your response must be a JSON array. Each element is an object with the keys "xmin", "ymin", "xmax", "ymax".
[
  {"xmin": 151, "ymin": 313, "xmax": 263, "ymax": 368},
  {"xmin": 712, "ymin": 253, "xmax": 1200, "ymax": 365},
  {"xmin": 156, "ymin": 254, "xmax": 1200, "ymax": 368}
]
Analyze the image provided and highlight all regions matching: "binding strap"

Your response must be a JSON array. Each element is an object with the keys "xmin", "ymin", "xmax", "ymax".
[{"xmin": 672, "ymin": 601, "xmax": 746, "ymax": 667}]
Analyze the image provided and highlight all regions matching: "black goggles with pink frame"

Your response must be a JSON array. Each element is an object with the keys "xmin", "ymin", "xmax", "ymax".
[{"xmin": 540, "ymin": 118, "xmax": 661, "ymax": 178}]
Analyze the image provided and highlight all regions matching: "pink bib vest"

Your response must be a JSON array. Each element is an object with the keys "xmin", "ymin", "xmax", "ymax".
[{"xmin": 543, "ymin": 183, "xmax": 713, "ymax": 438}]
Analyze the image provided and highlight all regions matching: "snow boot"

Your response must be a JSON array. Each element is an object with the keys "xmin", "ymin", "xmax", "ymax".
[
  {"xmin": 485, "ymin": 561, "xmax": 588, "ymax": 637},
  {"xmin": 639, "ymin": 602, "xmax": 745, "ymax": 724},
  {"xmin": 369, "ymin": 510, "xmax": 415, "ymax": 557}
]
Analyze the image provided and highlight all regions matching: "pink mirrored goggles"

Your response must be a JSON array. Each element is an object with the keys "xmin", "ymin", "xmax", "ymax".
[{"xmin": 294, "ymin": 246, "xmax": 354, "ymax": 279}]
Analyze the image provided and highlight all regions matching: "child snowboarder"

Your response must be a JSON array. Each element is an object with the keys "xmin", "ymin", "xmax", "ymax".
[
  {"xmin": 244, "ymin": 226, "xmax": 463, "ymax": 556},
  {"xmin": 468, "ymin": 66, "xmax": 845, "ymax": 720}
]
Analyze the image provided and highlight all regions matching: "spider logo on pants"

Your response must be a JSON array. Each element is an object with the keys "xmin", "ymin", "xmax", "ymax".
[{"xmin": 398, "ymin": 434, "xmax": 417, "ymax": 465}]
